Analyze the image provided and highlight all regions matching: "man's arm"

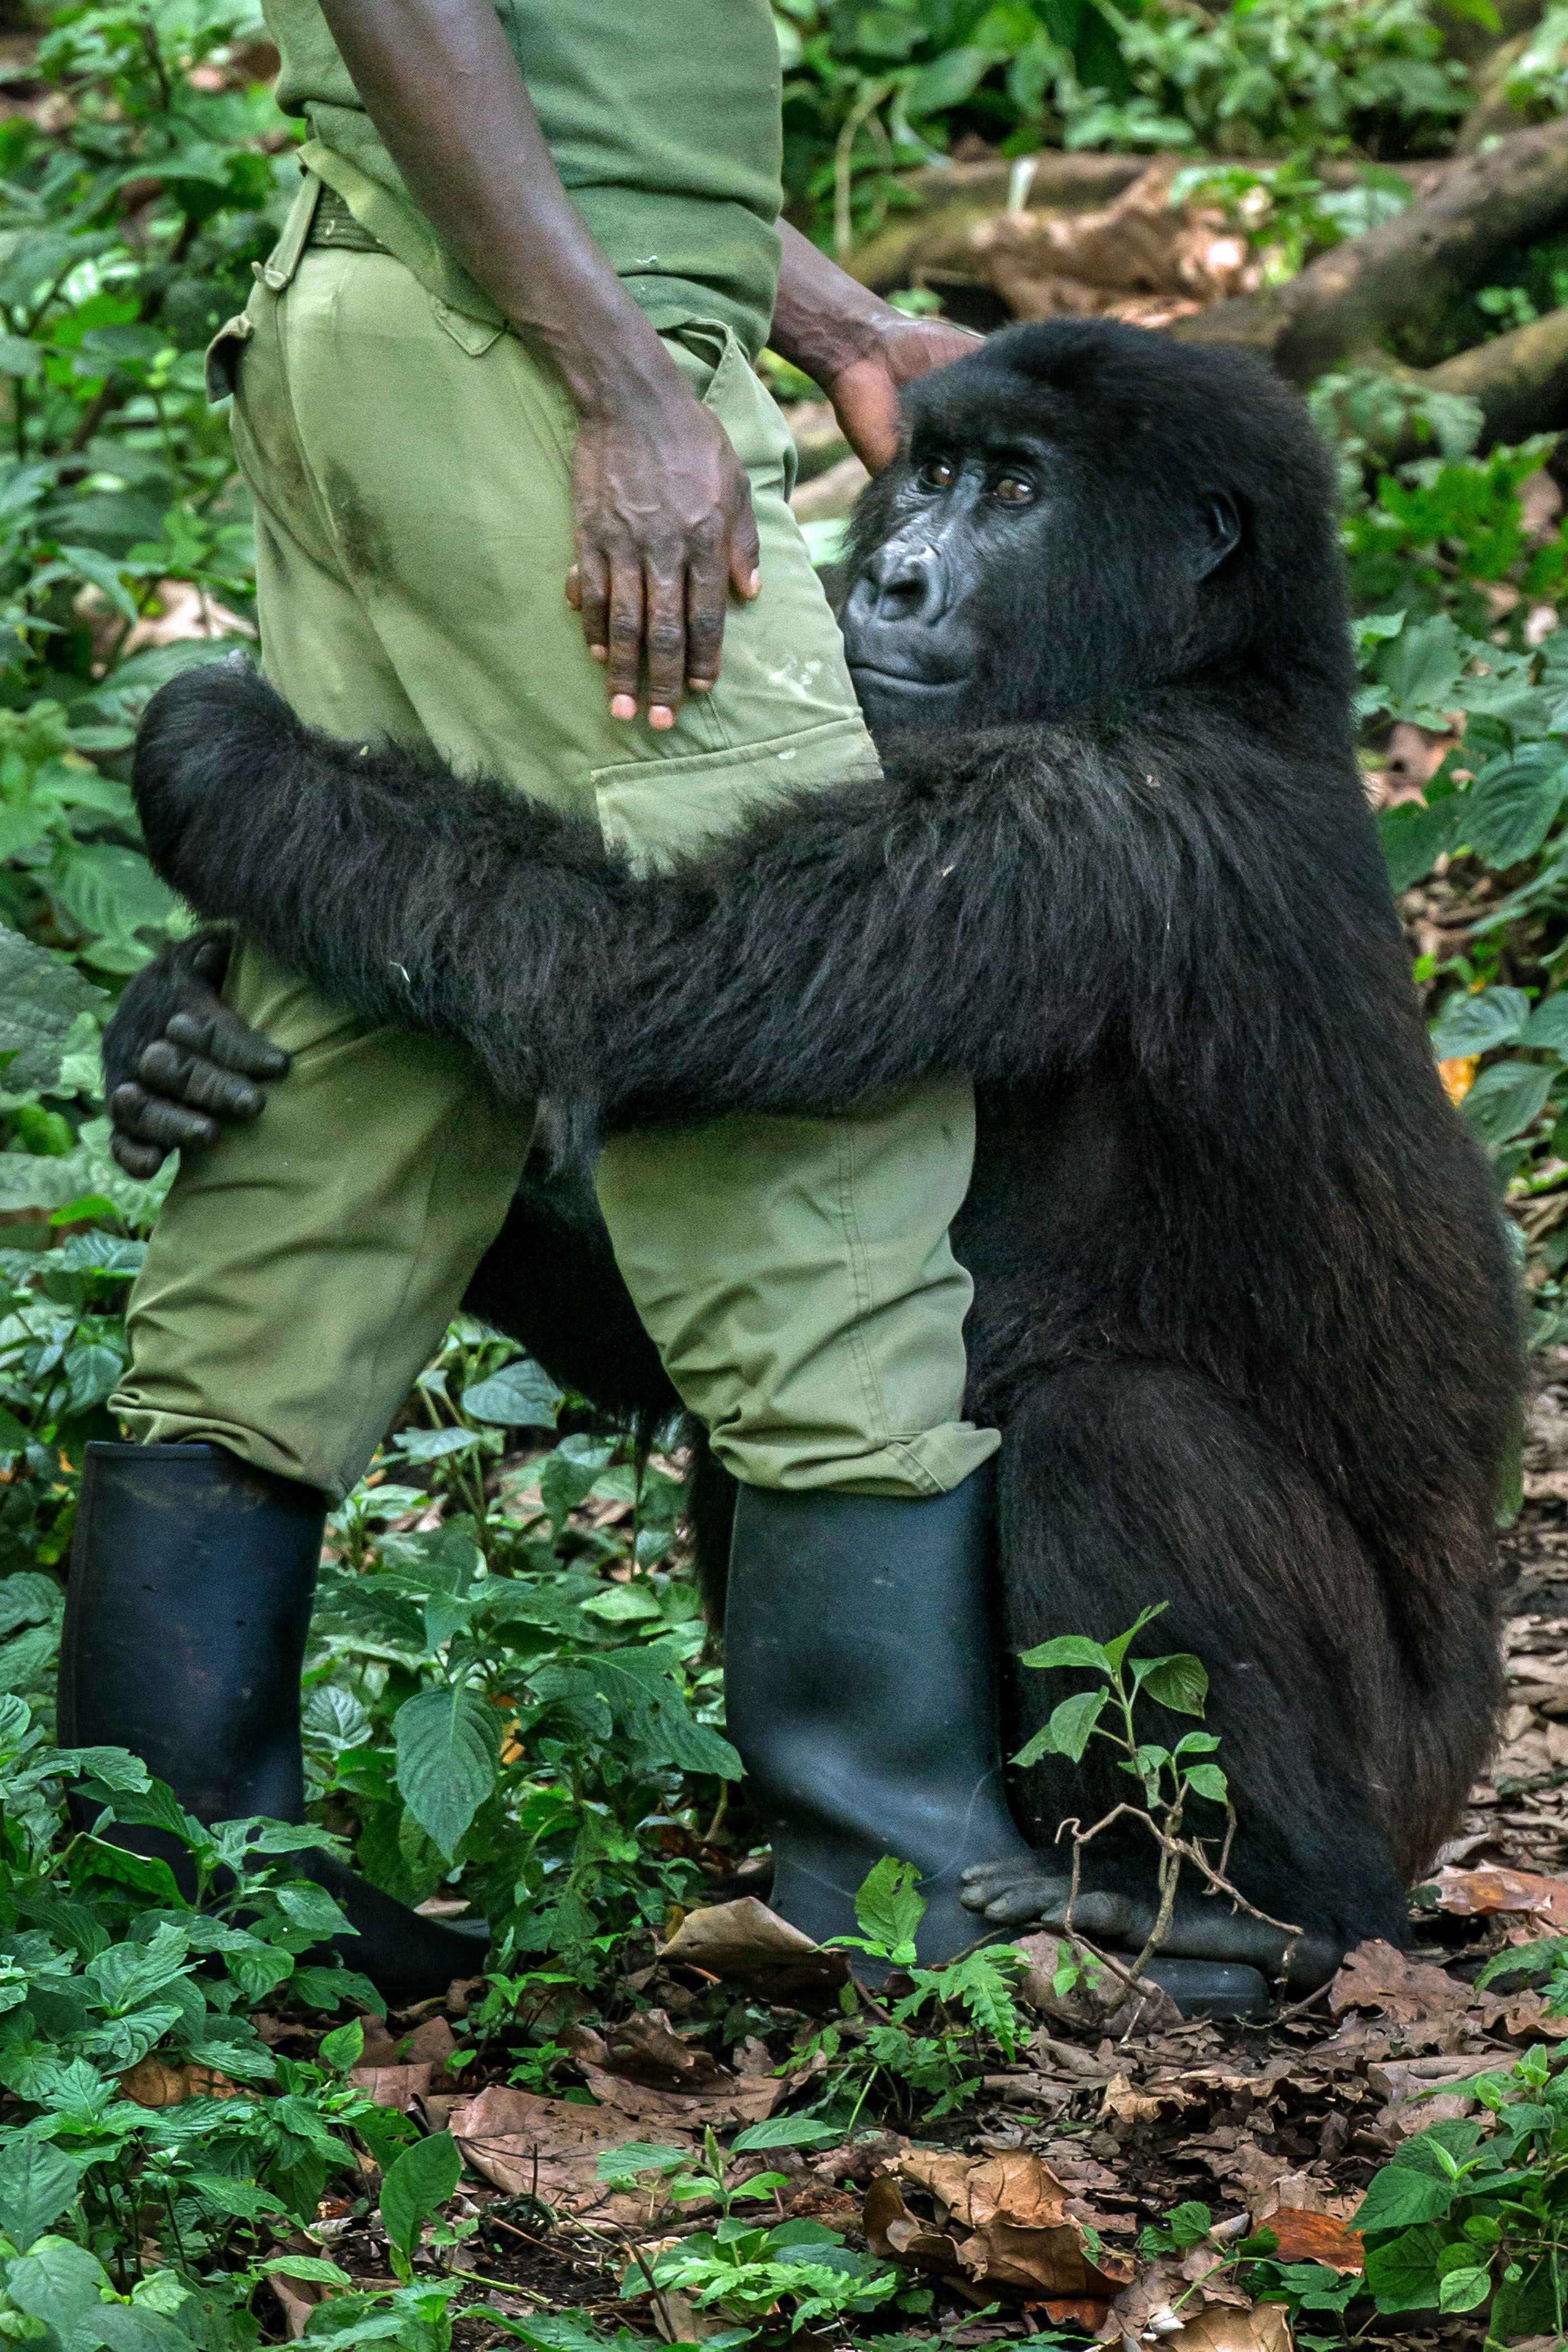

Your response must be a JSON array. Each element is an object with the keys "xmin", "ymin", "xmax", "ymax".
[
  {"xmin": 320, "ymin": 0, "xmax": 758, "ymax": 729},
  {"xmin": 770, "ymin": 223, "xmax": 982, "ymax": 474}
]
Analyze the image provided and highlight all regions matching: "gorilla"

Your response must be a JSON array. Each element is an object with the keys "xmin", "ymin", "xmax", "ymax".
[{"xmin": 105, "ymin": 319, "xmax": 1522, "ymax": 1990}]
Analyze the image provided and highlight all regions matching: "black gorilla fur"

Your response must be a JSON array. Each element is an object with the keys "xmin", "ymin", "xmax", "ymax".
[{"xmin": 112, "ymin": 320, "xmax": 1523, "ymax": 1969}]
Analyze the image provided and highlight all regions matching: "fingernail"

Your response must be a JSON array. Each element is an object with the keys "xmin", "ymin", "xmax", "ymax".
[
  {"xmin": 649, "ymin": 705, "xmax": 675, "ymax": 730},
  {"xmin": 590, "ymin": 644, "xmax": 607, "ymax": 662},
  {"xmin": 746, "ymin": 570, "xmax": 760, "ymax": 597},
  {"xmin": 688, "ymin": 677, "xmax": 714, "ymax": 693},
  {"xmin": 610, "ymin": 694, "xmax": 637, "ymax": 721}
]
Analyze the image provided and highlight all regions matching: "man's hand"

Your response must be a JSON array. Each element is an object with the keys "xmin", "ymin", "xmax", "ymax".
[
  {"xmin": 769, "ymin": 222, "xmax": 983, "ymax": 478},
  {"xmin": 104, "ymin": 932, "xmax": 288, "ymax": 1178},
  {"xmin": 565, "ymin": 392, "xmax": 759, "ymax": 732},
  {"xmin": 821, "ymin": 313, "xmax": 984, "ymax": 476}
]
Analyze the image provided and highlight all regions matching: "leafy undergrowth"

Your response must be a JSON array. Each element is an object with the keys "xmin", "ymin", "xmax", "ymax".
[{"xmin": 6, "ymin": 1205, "xmax": 1568, "ymax": 2351}]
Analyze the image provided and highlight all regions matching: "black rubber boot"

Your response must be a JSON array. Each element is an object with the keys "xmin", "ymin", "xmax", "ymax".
[
  {"xmin": 723, "ymin": 1466, "xmax": 1038, "ymax": 1968},
  {"xmin": 59, "ymin": 1441, "xmax": 486, "ymax": 2004}
]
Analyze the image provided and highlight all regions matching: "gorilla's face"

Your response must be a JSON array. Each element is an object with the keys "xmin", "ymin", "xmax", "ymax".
[
  {"xmin": 838, "ymin": 344, "xmax": 1245, "ymax": 741},
  {"xmin": 840, "ymin": 431, "xmax": 1061, "ymax": 737}
]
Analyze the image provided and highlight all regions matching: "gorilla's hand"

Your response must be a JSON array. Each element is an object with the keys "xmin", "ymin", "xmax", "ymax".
[
  {"xmin": 103, "ymin": 930, "xmax": 289, "ymax": 1178},
  {"xmin": 959, "ymin": 1857, "xmax": 1341, "ymax": 1987}
]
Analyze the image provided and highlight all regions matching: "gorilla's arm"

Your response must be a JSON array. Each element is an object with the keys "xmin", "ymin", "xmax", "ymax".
[{"xmin": 128, "ymin": 663, "xmax": 1301, "ymax": 1121}]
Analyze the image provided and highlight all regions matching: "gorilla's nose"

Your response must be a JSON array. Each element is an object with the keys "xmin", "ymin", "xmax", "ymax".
[{"xmin": 850, "ymin": 536, "xmax": 947, "ymax": 628}]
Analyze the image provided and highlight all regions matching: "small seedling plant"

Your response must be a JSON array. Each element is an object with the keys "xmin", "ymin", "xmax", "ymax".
[{"xmin": 1015, "ymin": 1603, "xmax": 1301, "ymax": 1989}]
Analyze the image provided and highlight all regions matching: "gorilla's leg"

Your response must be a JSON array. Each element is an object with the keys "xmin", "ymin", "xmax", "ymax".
[{"xmin": 963, "ymin": 1364, "xmax": 1413, "ymax": 1987}]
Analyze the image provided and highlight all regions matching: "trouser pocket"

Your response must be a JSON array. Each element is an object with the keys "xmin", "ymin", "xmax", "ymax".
[{"xmin": 204, "ymin": 310, "xmax": 255, "ymax": 405}]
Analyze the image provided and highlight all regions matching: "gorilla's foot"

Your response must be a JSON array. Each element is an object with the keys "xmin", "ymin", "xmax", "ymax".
[
  {"xmin": 60, "ymin": 1440, "xmax": 486, "ymax": 2003},
  {"xmin": 726, "ymin": 1470, "xmax": 1036, "ymax": 1971},
  {"xmin": 960, "ymin": 1856, "xmax": 1344, "ymax": 2007}
]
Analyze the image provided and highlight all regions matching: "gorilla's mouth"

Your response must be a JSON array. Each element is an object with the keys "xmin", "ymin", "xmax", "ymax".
[{"xmin": 846, "ymin": 662, "xmax": 967, "ymax": 694}]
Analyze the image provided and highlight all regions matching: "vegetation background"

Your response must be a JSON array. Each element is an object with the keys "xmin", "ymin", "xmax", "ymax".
[{"xmin": 3, "ymin": 1, "xmax": 1568, "ymax": 2346}]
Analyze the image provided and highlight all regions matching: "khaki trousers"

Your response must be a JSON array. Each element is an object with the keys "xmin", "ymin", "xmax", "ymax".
[{"xmin": 115, "ymin": 199, "xmax": 997, "ymax": 1502}]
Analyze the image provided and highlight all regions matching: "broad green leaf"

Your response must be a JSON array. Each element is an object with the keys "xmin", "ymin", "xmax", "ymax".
[
  {"xmin": 1523, "ymin": 993, "xmax": 1568, "ymax": 1054},
  {"xmin": 855, "ymin": 1855, "xmax": 925, "ymax": 1957},
  {"xmin": 379, "ymin": 2130, "xmax": 462, "ymax": 2256},
  {"xmin": 1378, "ymin": 795, "xmax": 1460, "ymax": 892},
  {"xmin": 95, "ymin": 2308, "xmax": 202, "ymax": 2350},
  {"xmin": 576, "ymin": 1647, "xmax": 742, "ymax": 1778},
  {"xmin": 731, "ymin": 2115, "xmax": 844, "ymax": 2150},
  {"xmin": 1461, "ymin": 750, "xmax": 1568, "ymax": 868},
  {"xmin": 595, "ymin": 2141, "xmax": 692, "ymax": 2183},
  {"xmin": 1371, "ymin": 613, "xmax": 1471, "ymax": 726},
  {"xmin": 1362, "ymin": 2219, "xmax": 1446, "ymax": 2312},
  {"xmin": 262, "ymin": 2254, "xmax": 353, "ymax": 2285},
  {"xmin": 0, "ymin": 923, "xmax": 107, "ymax": 1092},
  {"xmin": 393, "ymin": 1682, "xmax": 501, "ymax": 1856},
  {"xmin": 0, "ymin": 2139, "xmax": 79, "ymax": 2250},
  {"xmin": 6, "ymin": 2237, "xmax": 112, "ymax": 2334},
  {"xmin": 462, "ymin": 1357, "xmax": 563, "ymax": 1427},
  {"xmin": 1014, "ymin": 1687, "xmax": 1107, "ymax": 1767},
  {"xmin": 1437, "ymin": 2265, "xmax": 1491, "ymax": 2313},
  {"xmin": 1428, "ymin": 986, "xmax": 1530, "ymax": 1058},
  {"xmin": 275, "ymin": 1880, "xmax": 352, "ymax": 1939},
  {"xmin": 1184, "ymin": 1761, "xmax": 1228, "ymax": 1803},
  {"xmin": 1460, "ymin": 1058, "xmax": 1554, "ymax": 1146},
  {"xmin": 1134, "ymin": 1652, "xmax": 1209, "ymax": 1715},
  {"xmin": 908, "ymin": 41, "xmax": 992, "ymax": 110},
  {"xmin": 46, "ymin": 841, "xmax": 178, "ymax": 950},
  {"xmin": 1015, "ymin": 1633, "xmax": 1109, "ymax": 1674},
  {"xmin": 1353, "ymin": 2162, "xmax": 1457, "ymax": 2231}
]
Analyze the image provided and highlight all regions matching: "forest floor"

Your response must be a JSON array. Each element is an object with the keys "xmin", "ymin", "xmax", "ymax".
[{"xmin": 243, "ymin": 1393, "xmax": 1568, "ymax": 2352}]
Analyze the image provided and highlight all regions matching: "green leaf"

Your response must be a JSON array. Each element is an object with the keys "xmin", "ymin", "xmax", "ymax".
[
  {"xmin": 1429, "ymin": 986, "xmax": 1530, "ymax": 1058},
  {"xmin": 1184, "ymin": 1761, "xmax": 1228, "ymax": 1802},
  {"xmin": 731, "ymin": 2115, "xmax": 843, "ymax": 2150},
  {"xmin": 7, "ymin": 2239, "xmax": 113, "ymax": 2335},
  {"xmin": 1523, "ymin": 994, "xmax": 1568, "ymax": 1055},
  {"xmin": 379, "ymin": 2130, "xmax": 463, "ymax": 2257},
  {"xmin": 262, "ymin": 2254, "xmax": 353, "ymax": 2285},
  {"xmin": 0, "ymin": 923, "xmax": 107, "ymax": 1093},
  {"xmin": 1379, "ymin": 796, "xmax": 1461, "ymax": 892},
  {"xmin": 0, "ymin": 2140, "xmax": 79, "ymax": 2250},
  {"xmin": 1014, "ymin": 1687, "xmax": 1107, "ymax": 1766},
  {"xmin": 908, "ymin": 41, "xmax": 992, "ymax": 110},
  {"xmin": 854, "ymin": 1855, "xmax": 926, "ymax": 1957},
  {"xmin": 1461, "ymin": 750, "xmax": 1568, "ymax": 868},
  {"xmin": 1437, "ymin": 2265, "xmax": 1492, "ymax": 2313},
  {"xmin": 393, "ymin": 1682, "xmax": 501, "ymax": 1857},
  {"xmin": 57, "ymin": 542, "xmax": 138, "ymax": 625},
  {"xmin": 96, "ymin": 2309, "xmax": 204, "ymax": 2350},
  {"xmin": 1362, "ymin": 2220, "xmax": 1446, "ymax": 2312},
  {"xmin": 462, "ymin": 1358, "xmax": 564, "ymax": 1427},
  {"xmin": 1016, "ymin": 1633, "xmax": 1111, "ymax": 1674},
  {"xmin": 1460, "ymin": 1058, "xmax": 1555, "ymax": 1146},
  {"xmin": 47, "ymin": 841, "xmax": 179, "ymax": 950},
  {"xmin": 1133, "ymin": 1653, "xmax": 1209, "ymax": 1715},
  {"xmin": 1353, "ymin": 2163, "xmax": 1457, "ymax": 2231}
]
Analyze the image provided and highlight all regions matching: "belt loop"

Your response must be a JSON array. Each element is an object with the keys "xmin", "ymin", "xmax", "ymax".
[{"xmin": 256, "ymin": 170, "xmax": 323, "ymax": 294}]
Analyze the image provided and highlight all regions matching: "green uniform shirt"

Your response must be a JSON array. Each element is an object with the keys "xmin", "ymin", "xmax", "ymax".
[{"xmin": 264, "ymin": 0, "xmax": 784, "ymax": 358}]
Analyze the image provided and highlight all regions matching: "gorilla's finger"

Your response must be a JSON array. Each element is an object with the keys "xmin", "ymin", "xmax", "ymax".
[
  {"xmin": 980, "ymin": 1880, "xmax": 1071, "ymax": 1926},
  {"xmin": 961, "ymin": 1859, "xmax": 1036, "ymax": 1900},
  {"xmin": 111, "ymin": 1132, "xmax": 170, "ymax": 1179},
  {"xmin": 164, "ymin": 1005, "xmax": 289, "ymax": 1081},
  {"xmin": 138, "ymin": 1040, "xmax": 269, "ymax": 1120},
  {"xmin": 108, "ymin": 1081, "xmax": 219, "ymax": 1152},
  {"xmin": 189, "ymin": 933, "xmax": 234, "ymax": 990}
]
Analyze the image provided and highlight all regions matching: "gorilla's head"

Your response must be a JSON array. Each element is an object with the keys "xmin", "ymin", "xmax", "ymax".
[{"xmin": 838, "ymin": 318, "xmax": 1351, "ymax": 743}]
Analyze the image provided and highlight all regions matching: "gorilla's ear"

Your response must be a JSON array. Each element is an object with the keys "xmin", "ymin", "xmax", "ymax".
[{"xmin": 1195, "ymin": 492, "xmax": 1241, "ymax": 580}]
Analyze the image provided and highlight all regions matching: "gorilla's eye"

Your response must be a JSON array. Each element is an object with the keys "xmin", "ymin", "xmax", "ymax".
[
  {"xmin": 916, "ymin": 455, "xmax": 957, "ymax": 493},
  {"xmin": 993, "ymin": 475, "xmax": 1035, "ymax": 505}
]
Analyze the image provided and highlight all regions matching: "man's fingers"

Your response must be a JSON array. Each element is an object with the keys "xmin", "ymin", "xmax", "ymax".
[
  {"xmin": 729, "ymin": 492, "xmax": 761, "ymax": 602},
  {"xmin": 643, "ymin": 559, "xmax": 688, "ymax": 727},
  {"xmin": 605, "ymin": 558, "xmax": 644, "ymax": 716},
  {"xmin": 109, "ymin": 1081, "xmax": 218, "ymax": 1154},
  {"xmin": 165, "ymin": 1006, "xmax": 289, "ymax": 1081},
  {"xmin": 573, "ymin": 548, "xmax": 610, "ymax": 663},
  {"xmin": 139, "ymin": 1038, "xmax": 269, "ymax": 1119}
]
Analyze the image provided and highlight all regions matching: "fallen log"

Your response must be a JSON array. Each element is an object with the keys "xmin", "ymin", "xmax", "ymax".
[
  {"xmin": 1172, "ymin": 115, "xmax": 1568, "ymax": 381},
  {"xmin": 1392, "ymin": 304, "xmax": 1568, "ymax": 456}
]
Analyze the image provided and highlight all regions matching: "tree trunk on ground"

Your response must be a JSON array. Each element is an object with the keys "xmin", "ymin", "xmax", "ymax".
[
  {"xmin": 1389, "ymin": 305, "xmax": 1568, "ymax": 456},
  {"xmin": 1173, "ymin": 115, "xmax": 1568, "ymax": 382}
]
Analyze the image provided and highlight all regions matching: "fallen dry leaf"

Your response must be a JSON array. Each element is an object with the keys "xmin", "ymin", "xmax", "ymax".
[
  {"xmin": 1012, "ymin": 1930, "xmax": 1182, "ymax": 2034},
  {"xmin": 450, "ymin": 2081, "xmax": 675, "ymax": 2219},
  {"xmin": 267, "ymin": 2272, "xmax": 328, "ymax": 2341},
  {"xmin": 658, "ymin": 1896, "xmax": 850, "ymax": 2000},
  {"xmin": 348, "ymin": 2061, "xmax": 433, "ymax": 2112},
  {"xmin": 118, "ymin": 2057, "xmax": 237, "ymax": 2106},
  {"xmin": 1327, "ymin": 1939, "xmax": 1473, "ymax": 2022},
  {"xmin": 866, "ymin": 2148, "xmax": 1136, "ymax": 2319},
  {"xmin": 576, "ymin": 2059, "xmax": 783, "ymax": 2129},
  {"xmin": 1160, "ymin": 2306, "xmax": 1293, "ymax": 2351},
  {"xmin": 570, "ymin": 2007, "xmax": 723, "ymax": 2090},
  {"xmin": 1259, "ymin": 2208, "xmax": 1363, "ymax": 2272},
  {"xmin": 1430, "ymin": 1863, "xmax": 1568, "ymax": 1930}
]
